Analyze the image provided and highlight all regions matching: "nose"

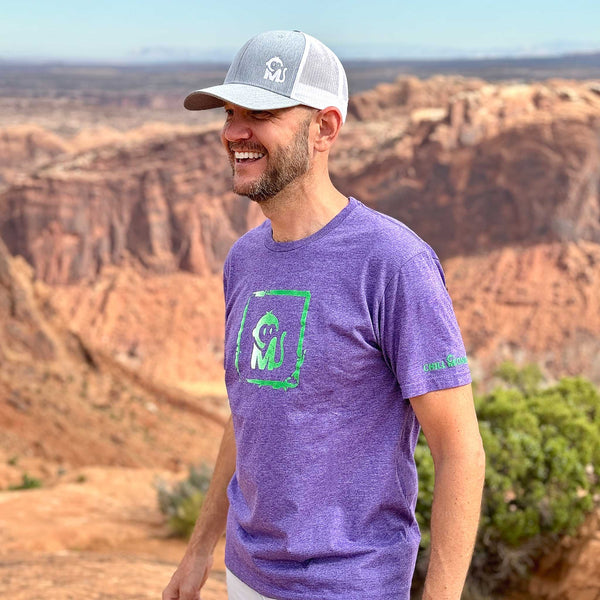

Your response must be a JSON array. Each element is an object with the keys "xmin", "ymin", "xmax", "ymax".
[{"xmin": 222, "ymin": 112, "xmax": 252, "ymax": 142}]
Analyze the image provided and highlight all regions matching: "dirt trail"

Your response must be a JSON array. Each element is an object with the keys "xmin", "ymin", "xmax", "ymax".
[{"xmin": 0, "ymin": 467, "xmax": 227, "ymax": 599}]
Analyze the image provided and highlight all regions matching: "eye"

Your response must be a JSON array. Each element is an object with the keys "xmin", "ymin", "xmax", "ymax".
[{"xmin": 251, "ymin": 110, "xmax": 273, "ymax": 120}]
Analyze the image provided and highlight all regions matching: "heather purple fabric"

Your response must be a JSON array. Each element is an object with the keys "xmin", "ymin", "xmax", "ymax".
[{"xmin": 222, "ymin": 197, "xmax": 471, "ymax": 600}]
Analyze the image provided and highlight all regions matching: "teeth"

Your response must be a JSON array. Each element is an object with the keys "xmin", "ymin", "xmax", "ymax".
[{"xmin": 234, "ymin": 151, "xmax": 264, "ymax": 160}]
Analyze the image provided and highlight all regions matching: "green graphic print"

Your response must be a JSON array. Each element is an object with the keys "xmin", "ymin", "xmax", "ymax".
[
  {"xmin": 235, "ymin": 290, "xmax": 310, "ymax": 390},
  {"xmin": 251, "ymin": 311, "xmax": 286, "ymax": 371}
]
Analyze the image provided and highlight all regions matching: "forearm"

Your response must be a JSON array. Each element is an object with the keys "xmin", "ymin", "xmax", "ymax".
[
  {"xmin": 422, "ymin": 448, "xmax": 485, "ymax": 599},
  {"xmin": 187, "ymin": 414, "xmax": 236, "ymax": 556}
]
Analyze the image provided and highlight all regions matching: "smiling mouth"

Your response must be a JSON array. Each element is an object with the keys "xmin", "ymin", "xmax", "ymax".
[
  {"xmin": 234, "ymin": 150, "xmax": 265, "ymax": 164},
  {"xmin": 229, "ymin": 145, "xmax": 266, "ymax": 163}
]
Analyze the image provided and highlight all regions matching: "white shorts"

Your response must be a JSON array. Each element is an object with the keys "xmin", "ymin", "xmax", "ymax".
[{"xmin": 226, "ymin": 569, "xmax": 279, "ymax": 600}]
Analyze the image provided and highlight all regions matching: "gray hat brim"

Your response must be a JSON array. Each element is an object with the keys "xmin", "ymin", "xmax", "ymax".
[{"xmin": 184, "ymin": 83, "xmax": 302, "ymax": 112}]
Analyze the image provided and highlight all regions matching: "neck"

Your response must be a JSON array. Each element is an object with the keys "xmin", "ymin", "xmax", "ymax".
[{"xmin": 258, "ymin": 168, "xmax": 349, "ymax": 243}]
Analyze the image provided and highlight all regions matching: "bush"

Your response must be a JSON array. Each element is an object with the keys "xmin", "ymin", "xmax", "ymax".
[
  {"xmin": 412, "ymin": 366, "xmax": 600, "ymax": 598},
  {"xmin": 156, "ymin": 464, "xmax": 212, "ymax": 538},
  {"xmin": 9, "ymin": 473, "xmax": 42, "ymax": 490}
]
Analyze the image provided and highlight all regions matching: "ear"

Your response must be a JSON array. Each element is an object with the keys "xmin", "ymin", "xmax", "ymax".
[{"xmin": 313, "ymin": 107, "xmax": 343, "ymax": 152}]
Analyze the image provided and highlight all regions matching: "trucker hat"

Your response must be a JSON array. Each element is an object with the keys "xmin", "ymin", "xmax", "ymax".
[{"xmin": 184, "ymin": 30, "xmax": 349, "ymax": 122}]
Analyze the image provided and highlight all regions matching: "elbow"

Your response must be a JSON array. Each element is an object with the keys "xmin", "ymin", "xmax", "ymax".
[
  {"xmin": 474, "ymin": 437, "xmax": 486, "ymax": 482},
  {"xmin": 433, "ymin": 434, "xmax": 486, "ymax": 481},
  {"xmin": 465, "ymin": 429, "xmax": 486, "ymax": 471},
  {"xmin": 466, "ymin": 433, "xmax": 486, "ymax": 491}
]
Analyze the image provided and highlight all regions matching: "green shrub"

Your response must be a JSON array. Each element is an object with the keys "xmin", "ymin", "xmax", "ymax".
[
  {"xmin": 493, "ymin": 361, "xmax": 544, "ymax": 395},
  {"xmin": 9, "ymin": 473, "xmax": 42, "ymax": 490},
  {"xmin": 156, "ymin": 464, "xmax": 212, "ymax": 538},
  {"xmin": 412, "ymin": 366, "xmax": 600, "ymax": 598}
]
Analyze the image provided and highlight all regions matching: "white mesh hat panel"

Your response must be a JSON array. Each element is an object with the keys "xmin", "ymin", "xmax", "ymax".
[{"xmin": 291, "ymin": 33, "xmax": 348, "ymax": 122}]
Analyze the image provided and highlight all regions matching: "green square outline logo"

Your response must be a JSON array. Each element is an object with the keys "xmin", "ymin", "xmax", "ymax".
[{"xmin": 235, "ymin": 289, "xmax": 311, "ymax": 390}]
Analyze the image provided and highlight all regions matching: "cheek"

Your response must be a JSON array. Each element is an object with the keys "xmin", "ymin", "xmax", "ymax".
[
  {"xmin": 220, "ymin": 129, "xmax": 229, "ymax": 150},
  {"xmin": 220, "ymin": 135, "xmax": 234, "ymax": 164}
]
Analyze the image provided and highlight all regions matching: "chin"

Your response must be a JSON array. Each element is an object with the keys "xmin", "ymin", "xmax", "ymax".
[
  {"xmin": 235, "ymin": 186, "xmax": 271, "ymax": 204},
  {"xmin": 232, "ymin": 178, "xmax": 272, "ymax": 203}
]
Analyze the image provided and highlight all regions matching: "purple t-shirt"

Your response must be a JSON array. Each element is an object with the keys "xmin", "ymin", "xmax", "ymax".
[{"xmin": 223, "ymin": 197, "xmax": 471, "ymax": 600}]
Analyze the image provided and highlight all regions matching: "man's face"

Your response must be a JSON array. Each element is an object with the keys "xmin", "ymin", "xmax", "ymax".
[{"xmin": 221, "ymin": 104, "xmax": 314, "ymax": 203}]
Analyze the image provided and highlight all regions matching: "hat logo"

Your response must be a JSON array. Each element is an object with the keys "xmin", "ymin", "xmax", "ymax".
[{"xmin": 264, "ymin": 57, "xmax": 287, "ymax": 84}]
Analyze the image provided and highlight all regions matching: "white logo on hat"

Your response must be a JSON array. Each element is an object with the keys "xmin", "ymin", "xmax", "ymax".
[{"xmin": 264, "ymin": 57, "xmax": 287, "ymax": 84}]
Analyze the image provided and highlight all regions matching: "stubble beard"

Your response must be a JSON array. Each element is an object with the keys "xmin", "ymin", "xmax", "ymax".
[{"xmin": 230, "ymin": 115, "xmax": 312, "ymax": 203}]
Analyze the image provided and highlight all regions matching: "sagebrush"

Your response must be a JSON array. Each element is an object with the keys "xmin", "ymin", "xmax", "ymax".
[
  {"xmin": 412, "ymin": 365, "xmax": 600, "ymax": 598},
  {"xmin": 156, "ymin": 464, "xmax": 212, "ymax": 538}
]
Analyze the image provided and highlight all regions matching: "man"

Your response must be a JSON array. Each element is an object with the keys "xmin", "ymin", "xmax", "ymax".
[{"xmin": 163, "ymin": 30, "xmax": 485, "ymax": 600}]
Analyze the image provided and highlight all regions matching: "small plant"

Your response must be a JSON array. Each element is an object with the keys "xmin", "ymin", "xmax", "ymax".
[
  {"xmin": 9, "ymin": 473, "xmax": 42, "ymax": 490},
  {"xmin": 80, "ymin": 378, "xmax": 90, "ymax": 400},
  {"xmin": 7, "ymin": 455, "xmax": 19, "ymax": 466},
  {"xmin": 156, "ymin": 464, "xmax": 212, "ymax": 538}
]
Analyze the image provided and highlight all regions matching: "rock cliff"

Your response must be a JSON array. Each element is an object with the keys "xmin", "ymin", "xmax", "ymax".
[
  {"xmin": 528, "ymin": 509, "xmax": 600, "ymax": 600},
  {"xmin": 0, "ymin": 235, "xmax": 224, "ymax": 480},
  {"xmin": 0, "ymin": 124, "xmax": 258, "ymax": 384},
  {"xmin": 0, "ymin": 126, "xmax": 251, "ymax": 283},
  {"xmin": 338, "ymin": 76, "xmax": 600, "ymax": 257},
  {"xmin": 0, "ymin": 124, "xmax": 69, "ymax": 191},
  {"xmin": 4, "ymin": 75, "xmax": 598, "ymax": 385}
]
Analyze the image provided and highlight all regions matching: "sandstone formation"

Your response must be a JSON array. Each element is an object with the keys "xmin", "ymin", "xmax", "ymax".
[
  {"xmin": 333, "ymin": 76, "xmax": 600, "ymax": 382},
  {"xmin": 0, "ymin": 235, "xmax": 225, "ymax": 484},
  {"xmin": 0, "ymin": 554, "xmax": 226, "ymax": 600},
  {"xmin": 9, "ymin": 76, "xmax": 598, "ymax": 274},
  {"xmin": 0, "ymin": 124, "xmax": 69, "ymax": 191},
  {"xmin": 445, "ymin": 242, "xmax": 600, "ymax": 382},
  {"xmin": 0, "ymin": 192, "xmax": 227, "ymax": 599},
  {"xmin": 347, "ymin": 74, "xmax": 487, "ymax": 121},
  {"xmin": 528, "ymin": 509, "xmax": 600, "ymax": 600},
  {"xmin": 3, "ymin": 75, "xmax": 600, "ymax": 385},
  {"xmin": 0, "ymin": 125, "xmax": 249, "ymax": 283},
  {"xmin": 339, "ymin": 76, "xmax": 600, "ymax": 258},
  {"xmin": 0, "ymin": 122, "xmax": 257, "ymax": 385},
  {"xmin": 48, "ymin": 266, "xmax": 227, "ymax": 384}
]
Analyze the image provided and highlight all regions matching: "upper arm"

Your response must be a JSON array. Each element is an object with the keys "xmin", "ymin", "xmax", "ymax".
[
  {"xmin": 409, "ymin": 383, "xmax": 483, "ymax": 464},
  {"xmin": 378, "ymin": 252, "xmax": 471, "ymax": 399}
]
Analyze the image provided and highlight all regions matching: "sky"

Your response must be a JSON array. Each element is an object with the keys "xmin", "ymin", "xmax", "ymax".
[{"xmin": 1, "ymin": 0, "xmax": 599, "ymax": 63}]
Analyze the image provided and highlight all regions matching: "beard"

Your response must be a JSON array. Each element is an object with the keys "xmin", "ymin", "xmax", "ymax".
[{"xmin": 230, "ymin": 114, "xmax": 312, "ymax": 203}]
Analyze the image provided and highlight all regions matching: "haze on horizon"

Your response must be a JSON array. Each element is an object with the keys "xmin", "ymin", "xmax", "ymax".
[{"xmin": 2, "ymin": 0, "xmax": 599, "ymax": 63}]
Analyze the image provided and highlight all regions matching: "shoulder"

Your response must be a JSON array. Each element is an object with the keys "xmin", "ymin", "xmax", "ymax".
[{"xmin": 347, "ymin": 197, "xmax": 439, "ymax": 269}]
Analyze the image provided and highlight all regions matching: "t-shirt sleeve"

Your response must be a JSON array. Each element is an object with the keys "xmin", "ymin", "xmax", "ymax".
[{"xmin": 378, "ymin": 250, "xmax": 471, "ymax": 399}]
